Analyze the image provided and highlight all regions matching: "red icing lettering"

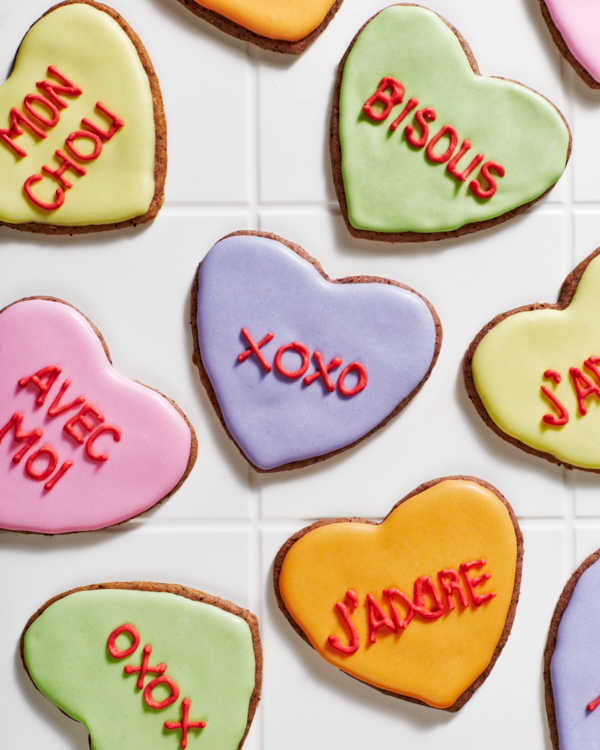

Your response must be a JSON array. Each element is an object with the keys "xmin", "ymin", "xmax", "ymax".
[
  {"xmin": 437, "ymin": 569, "xmax": 469, "ymax": 610},
  {"xmin": 405, "ymin": 108, "xmax": 436, "ymax": 149},
  {"xmin": 366, "ymin": 592, "xmax": 396, "ymax": 643},
  {"xmin": 446, "ymin": 140, "xmax": 484, "ymax": 182},
  {"xmin": 274, "ymin": 342, "xmax": 309, "ymax": 379},
  {"xmin": 412, "ymin": 576, "xmax": 445, "ymax": 619},
  {"xmin": 470, "ymin": 161, "xmax": 505, "ymax": 199},
  {"xmin": 544, "ymin": 369, "xmax": 561, "ymax": 384},
  {"xmin": 107, "ymin": 623, "xmax": 141, "ymax": 659},
  {"xmin": 86, "ymin": 425, "xmax": 121, "ymax": 462},
  {"xmin": 18, "ymin": 366, "xmax": 62, "ymax": 407},
  {"xmin": 541, "ymin": 385, "xmax": 569, "ymax": 426},
  {"xmin": 425, "ymin": 124, "xmax": 458, "ymax": 164},
  {"xmin": 570, "ymin": 366, "xmax": 600, "ymax": 416},
  {"xmin": 81, "ymin": 102, "xmax": 125, "ymax": 142},
  {"xmin": 65, "ymin": 130, "xmax": 103, "ymax": 161},
  {"xmin": 24, "ymin": 173, "xmax": 65, "ymax": 211},
  {"xmin": 35, "ymin": 66, "xmax": 82, "ymax": 109},
  {"xmin": 303, "ymin": 352, "xmax": 342, "ymax": 392},
  {"xmin": 23, "ymin": 94, "xmax": 59, "ymax": 129},
  {"xmin": 389, "ymin": 97, "xmax": 419, "ymax": 133},
  {"xmin": 383, "ymin": 588, "xmax": 416, "ymax": 630},
  {"xmin": 588, "ymin": 695, "xmax": 600, "ymax": 712},
  {"xmin": 42, "ymin": 149, "xmax": 86, "ymax": 190},
  {"xmin": 47, "ymin": 379, "xmax": 85, "ymax": 416},
  {"xmin": 363, "ymin": 77, "xmax": 405, "ymax": 122},
  {"xmin": 0, "ymin": 107, "xmax": 46, "ymax": 157},
  {"xmin": 44, "ymin": 460, "xmax": 74, "ymax": 491},
  {"xmin": 164, "ymin": 698, "xmax": 206, "ymax": 749},
  {"xmin": 238, "ymin": 328, "xmax": 274, "ymax": 372},
  {"xmin": 25, "ymin": 444, "xmax": 58, "ymax": 481},
  {"xmin": 337, "ymin": 362, "xmax": 368, "ymax": 397},
  {"xmin": 124, "ymin": 644, "xmax": 167, "ymax": 690},
  {"xmin": 64, "ymin": 403, "xmax": 104, "ymax": 445},
  {"xmin": 460, "ymin": 559, "xmax": 496, "ymax": 606},
  {"xmin": 0, "ymin": 412, "xmax": 42, "ymax": 464},
  {"xmin": 144, "ymin": 675, "xmax": 180, "ymax": 710},
  {"xmin": 328, "ymin": 590, "xmax": 360, "ymax": 655}
]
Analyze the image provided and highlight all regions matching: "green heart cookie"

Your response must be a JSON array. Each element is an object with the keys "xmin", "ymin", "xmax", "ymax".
[{"xmin": 334, "ymin": 5, "xmax": 570, "ymax": 239}]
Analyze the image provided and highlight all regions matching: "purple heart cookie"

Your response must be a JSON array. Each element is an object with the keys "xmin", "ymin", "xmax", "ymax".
[{"xmin": 191, "ymin": 231, "xmax": 442, "ymax": 471}]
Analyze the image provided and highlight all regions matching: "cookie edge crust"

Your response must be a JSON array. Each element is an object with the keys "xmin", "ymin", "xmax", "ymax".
[
  {"xmin": 0, "ymin": 0, "xmax": 167, "ymax": 235},
  {"xmin": 272, "ymin": 475, "xmax": 523, "ymax": 712},
  {"xmin": 329, "ymin": 3, "xmax": 572, "ymax": 243},
  {"xmin": 20, "ymin": 581, "xmax": 262, "ymax": 750},
  {"xmin": 189, "ymin": 229, "xmax": 443, "ymax": 473}
]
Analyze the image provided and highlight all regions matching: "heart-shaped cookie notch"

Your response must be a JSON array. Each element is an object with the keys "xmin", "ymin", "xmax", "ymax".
[
  {"xmin": 331, "ymin": 4, "xmax": 571, "ymax": 242},
  {"xmin": 540, "ymin": 0, "xmax": 600, "ymax": 89},
  {"xmin": 191, "ymin": 231, "xmax": 442, "ymax": 472},
  {"xmin": 172, "ymin": 0, "xmax": 344, "ymax": 54},
  {"xmin": 0, "ymin": 297, "xmax": 196, "ymax": 534},
  {"xmin": 465, "ymin": 247, "xmax": 600, "ymax": 472},
  {"xmin": 274, "ymin": 477, "xmax": 522, "ymax": 711},
  {"xmin": 21, "ymin": 582, "xmax": 261, "ymax": 750},
  {"xmin": 0, "ymin": 1, "xmax": 166, "ymax": 234}
]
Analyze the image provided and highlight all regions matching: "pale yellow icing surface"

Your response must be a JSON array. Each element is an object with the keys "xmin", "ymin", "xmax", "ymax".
[
  {"xmin": 472, "ymin": 254, "xmax": 600, "ymax": 469},
  {"xmin": 193, "ymin": 0, "xmax": 336, "ymax": 41},
  {"xmin": 279, "ymin": 480, "xmax": 517, "ymax": 708},
  {"xmin": 0, "ymin": 4, "xmax": 155, "ymax": 225}
]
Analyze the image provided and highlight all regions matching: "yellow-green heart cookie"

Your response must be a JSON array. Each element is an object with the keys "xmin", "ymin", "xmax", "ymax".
[{"xmin": 0, "ymin": 1, "xmax": 165, "ymax": 234}]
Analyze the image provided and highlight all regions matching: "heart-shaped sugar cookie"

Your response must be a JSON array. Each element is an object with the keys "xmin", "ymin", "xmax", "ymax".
[
  {"xmin": 0, "ymin": 1, "xmax": 165, "ymax": 234},
  {"xmin": 331, "ymin": 5, "xmax": 571, "ymax": 241},
  {"xmin": 191, "ymin": 231, "xmax": 441, "ymax": 471},
  {"xmin": 465, "ymin": 248, "xmax": 600, "ymax": 472},
  {"xmin": 0, "ymin": 298, "xmax": 195, "ymax": 533},
  {"xmin": 173, "ymin": 0, "xmax": 343, "ymax": 54},
  {"xmin": 274, "ymin": 477, "xmax": 522, "ymax": 711},
  {"xmin": 540, "ymin": 0, "xmax": 600, "ymax": 88},
  {"xmin": 22, "ymin": 582, "xmax": 261, "ymax": 750}
]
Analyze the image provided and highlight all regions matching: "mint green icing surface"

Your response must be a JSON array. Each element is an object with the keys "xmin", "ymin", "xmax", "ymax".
[
  {"xmin": 339, "ymin": 6, "xmax": 570, "ymax": 233},
  {"xmin": 23, "ymin": 589, "xmax": 257, "ymax": 750}
]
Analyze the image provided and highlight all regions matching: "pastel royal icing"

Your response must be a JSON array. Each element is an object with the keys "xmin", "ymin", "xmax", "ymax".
[
  {"xmin": 191, "ymin": 0, "xmax": 337, "ymax": 42},
  {"xmin": 0, "ymin": 3, "xmax": 155, "ymax": 226},
  {"xmin": 278, "ymin": 479, "xmax": 519, "ymax": 709},
  {"xmin": 23, "ymin": 588, "xmax": 257, "ymax": 750},
  {"xmin": 196, "ymin": 233, "xmax": 438, "ymax": 470},
  {"xmin": 338, "ymin": 5, "xmax": 570, "ymax": 233},
  {"xmin": 0, "ymin": 299, "xmax": 192, "ymax": 533},
  {"xmin": 471, "ymin": 252, "xmax": 600, "ymax": 470},
  {"xmin": 545, "ymin": 0, "xmax": 600, "ymax": 83}
]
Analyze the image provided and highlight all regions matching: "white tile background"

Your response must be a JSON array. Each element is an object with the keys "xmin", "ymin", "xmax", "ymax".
[{"xmin": 0, "ymin": 0, "xmax": 599, "ymax": 748}]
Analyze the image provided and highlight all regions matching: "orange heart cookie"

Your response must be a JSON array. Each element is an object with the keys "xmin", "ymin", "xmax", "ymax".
[
  {"xmin": 274, "ymin": 477, "xmax": 522, "ymax": 711},
  {"xmin": 173, "ymin": 0, "xmax": 344, "ymax": 54}
]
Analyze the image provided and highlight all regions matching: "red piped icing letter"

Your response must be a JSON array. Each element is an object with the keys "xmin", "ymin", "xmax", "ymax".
[
  {"xmin": 460, "ymin": 559, "xmax": 496, "ymax": 606},
  {"xmin": 35, "ymin": 66, "xmax": 82, "ymax": 109},
  {"xmin": 469, "ymin": 161, "xmax": 505, "ymax": 199},
  {"xmin": 366, "ymin": 592, "xmax": 396, "ymax": 643},
  {"xmin": 0, "ymin": 108, "xmax": 47, "ymax": 157},
  {"xmin": 389, "ymin": 98, "xmax": 419, "ymax": 133},
  {"xmin": 544, "ymin": 369, "xmax": 562, "ymax": 384},
  {"xmin": 164, "ymin": 698, "xmax": 206, "ymax": 749},
  {"xmin": 23, "ymin": 94, "xmax": 59, "ymax": 129},
  {"xmin": 143, "ymin": 675, "xmax": 180, "ymax": 710},
  {"xmin": 569, "ymin": 367, "xmax": 600, "ymax": 416},
  {"xmin": 25, "ymin": 444, "xmax": 58, "ymax": 481},
  {"xmin": 588, "ymin": 695, "xmax": 600, "ymax": 712},
  {"xmin": 81, "ymin": 102, "xmax": 124, "ymax": 142},
  {"xmin": 303, "ymin": 352, "xmax": 342, "ymax": 392},
  {"xmin": 383, "ymin": 588, "xmax": 416, "ymax": 630},
  {"xmin": 107, "ymin": 623, "xmax": 141, "ymax": 659},
  {"xmin": 328, "ymin": 590, "xmax": 360, "ymax": 655},
  {"xmin": 47, "ymin": 379, "xmax": 85, "ymax": 417},
  {"xmin": 425, "ymin": 124, "xmax": 458, "ymax": 164},
  {"xmin": 412, "ymin": 576, "xmax": 445, "ymax": 619},
  {"xmin": 86, "ymin": 425, "xmax": 121, "ymax": 462},
  {"xmin": 18, "ymin": 365, "xmax": 62, "ymax": 407},
  {"xmin": 405, "ymin": 108, "xmax": 436, "ymax": 149},
  {"xmin": 124, "ymin": 643, "xmax": 167, "ymax": 690},
  {"xmin": 446, "ymin": 140, "xmax": 484, "ymax": 182},
  {"xmin": 363, "ymin": 77, "xmax": 405, "ymax": 122},
  {"xmin": 238, "ymin": 328, "xmax": 274, "ymax": 372},
  {"xmin": 64, "ymin": 403, "xmax": 105, "ymax": 444},
  {"xmin": 65, "ymin": 130, "xmax": 103, "ymax": 162},
  {"xmin": 274, "ymin": 342, "xmax": 309, "ymax": 378},
  {"xmin": 0, "ymin": 412, "xmax": 42, "ymax": 464},
  {"xmin": 337, "ymin": 363, "xmax": 367, "ymax": 397},
  {"xmin": 24, "ymin": 174, "xmax": 65, "ymax": 211},
  {"xmin": 42, "ymin": 149, "xmax": 86, "ymax": 190},
  {"xmin": 44, "ymin": 461, "xmax": 74, "ymax": 491},
  {"xmin": 437, "ymin": 569, "xmax": 469, "ymax": 610},
  {"xmin": 541, "ymin": 385, "xmax": 569, "ymax": 426}
]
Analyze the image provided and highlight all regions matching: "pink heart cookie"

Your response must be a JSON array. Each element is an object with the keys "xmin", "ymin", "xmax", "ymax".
[
  {"xmin": 0, "ymin": 298, "xmax": 196, "ymax": 534},
  {"xmin": 541, "ymin": 0, "xmax": 600, "ymax": 88}
]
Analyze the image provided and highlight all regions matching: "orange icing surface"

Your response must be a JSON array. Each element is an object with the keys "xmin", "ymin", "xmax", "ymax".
[
  {"xmin": 193, "ymin": 0, "xmax": 336, "ymax": 41},
  {"xmin": 278, "ymin": 480, "xmax": 518, "ymax": 708}
]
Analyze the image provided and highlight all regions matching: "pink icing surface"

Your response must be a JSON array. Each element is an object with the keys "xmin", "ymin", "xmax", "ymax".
[
  {"xmin": 0, "ymin": 299, "xmax": 192, "ymax": 533},
  {"xmin": 545, "ymin": 0, "xmax": 600, "ymax": 82}
]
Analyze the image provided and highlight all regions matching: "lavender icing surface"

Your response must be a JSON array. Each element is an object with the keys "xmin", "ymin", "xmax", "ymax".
[
  {"xmin": 196, "ymin": 235, "xmax": 438, "ymax": 469},
  {"xmin": 551, "ymin": 557, "xmax": 600, "ymax": 749}
]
